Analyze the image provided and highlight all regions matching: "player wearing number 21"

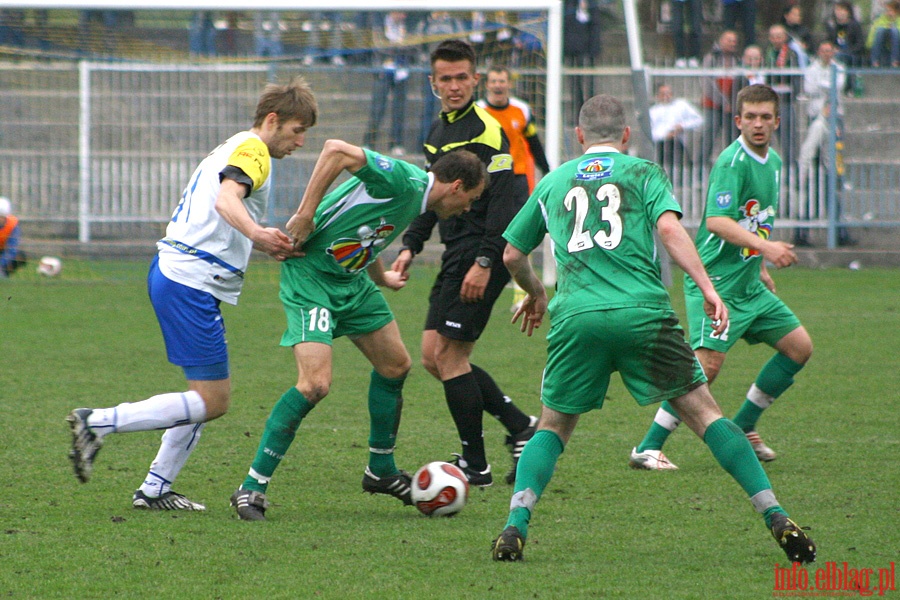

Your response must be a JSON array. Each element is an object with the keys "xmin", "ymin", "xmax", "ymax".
[{"xmin": 490, "ymin": 93, "xmax": 815, "ymax": 564}]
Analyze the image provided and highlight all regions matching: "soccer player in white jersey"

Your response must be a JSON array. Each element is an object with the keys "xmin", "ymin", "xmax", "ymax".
[{"xmin": 66, "ymin": 78, "xmax": 318, "ymax": 511}]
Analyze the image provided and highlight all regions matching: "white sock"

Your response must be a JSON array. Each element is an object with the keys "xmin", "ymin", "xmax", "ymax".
[
  {"xmin": 140, "ymin": 422, "xmax": 205, "ymax": 498},
  {"xmin": 87, "ymin": 391, "xmax": 207, "ymax": 437},
  {"xmin": 653, "ymin": 406, "xmax": 682, "ymax": 431}
]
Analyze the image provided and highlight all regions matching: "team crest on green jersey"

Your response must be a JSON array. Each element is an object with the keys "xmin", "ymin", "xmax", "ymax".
[
  {"xmin": 327, "ymin": 219, "xmax": 395, "ymax": 272},
  {"xmin": 374, "ymin": 155, "xmax": 394, "ymax": 171},
  {"xmin": 575, "ymin": 157, "xmax": 613, "ymax": 180}
]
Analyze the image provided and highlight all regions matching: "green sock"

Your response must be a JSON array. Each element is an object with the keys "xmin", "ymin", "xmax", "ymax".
[
  {"xmin": 636, "ymin": 401, "xmax": 681, "ymax": 453},
  {"xmin": 242, "ymin": 387, "xmax": 315, "ymax": 493},
  {"xmin": 703, "ymin": 418, "xmax": 773, "ymax": 498},
  {"xmin": 733, "ymin": 353, "xmax": 804, "ymax": 432},
  {"xmin": 367, "ymin": 370, "xmax": 406, "ymax": 477},
  {"xmin": 504, "ymin": 429, "xmax": 565, "ymax": 539},
  {"xmin": 756, "ymin": 353, "xmax": 804, "ymax": 398}
]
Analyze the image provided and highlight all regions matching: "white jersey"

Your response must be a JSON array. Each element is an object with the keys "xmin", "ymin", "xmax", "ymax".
[{"xmin": 157, "ymin": 131, "xmax": 272, "ymax": 305}]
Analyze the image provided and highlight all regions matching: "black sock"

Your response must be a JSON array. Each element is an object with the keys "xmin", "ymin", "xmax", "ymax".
[
  {"xmin": 470, "ymin": 364, "xmax": 531, "ymax": 434},
  {"xmin": 442, "ymin": 372, "xmax": 487, "ymax": 470}
]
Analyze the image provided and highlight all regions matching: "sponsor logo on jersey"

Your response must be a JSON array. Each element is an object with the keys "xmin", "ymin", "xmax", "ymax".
[
  {"xmin": 327, "ymin": 219, "xmax": 395, "ymax": 272},
  {"xmin": 737, "ymin": 199, "xmax": 775, "ymax": 261},
  {"xmin": 716, "ymin": 191, "xmax": 733, "ymax": 208},
  {"xmin": 487, "ymin": 153, "xmax": 514, "ymax": 173},
  {"xmin": 575, "ymin": 157, "xmax": 613, "ymax": 180},
  {"xmin": 375, "ymin": 155, "xmax": 394, "ymax": 171}
]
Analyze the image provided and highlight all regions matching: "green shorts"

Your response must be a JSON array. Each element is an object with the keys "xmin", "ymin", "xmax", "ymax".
[
  {"xmin": 541, "ymin": 306, "xmax": 707, "ymax": 414},
  {"xmin": 279, "ymin": 258, "xmax": 394, "ymax": 347},
  {"xmin": 685, "ymin": 287, "xmax": 801, "ymax": 353}
]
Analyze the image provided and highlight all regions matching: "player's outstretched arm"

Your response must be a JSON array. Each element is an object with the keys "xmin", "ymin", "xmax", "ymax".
[
  {"xmin": 706, "ymin": 214, "xmax": 797, "ymax": 268},
  {"xmin": 502, "ymin": 243, "xmax": 548, "ymax": 336},
  {"xmin": 287, "ymin": 139, "xmax": 368, "ymax": 248},
  {"xmin": 657, "ymin": 211, "xmax": 728, "ymax": 336},
  {"xmin": 215, "ymin": 178, "xmax": 299, "ymax": 261}
]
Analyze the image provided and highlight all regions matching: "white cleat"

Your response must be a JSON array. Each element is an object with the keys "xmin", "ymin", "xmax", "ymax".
[
  {"xmin": 746, "ymin": 431, "xmax": 777, "ymax": 462},
  {"xmin": 629, "ymin": 447, "xmax": 679, "ymax": 470}
]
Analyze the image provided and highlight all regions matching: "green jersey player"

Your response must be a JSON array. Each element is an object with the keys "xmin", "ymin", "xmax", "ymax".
[
  {"xmin": 490, "ymin": 93, "xmax": 815, "ymax": 565},
  {"xmin": 632, "ymin": 84, "xmax": 812, "ymax": 470},
  {"xmin": 231, "ymin": 140, "xmax": 487, "ymax": 520}
]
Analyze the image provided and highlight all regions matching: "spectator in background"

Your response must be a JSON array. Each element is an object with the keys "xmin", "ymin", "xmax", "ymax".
[
  {"xmin": 478, "ymin": 65, "xmax": 551, "ymax": 193},
  {"xmin": 0, "ymin": 197, "xmax": 26, "ymax": 278},
  {"xmin": 825, "ymin": 1, "xmax": 866, "ymax": 94},
  {"xmin": 417, "ymin": 11, "xmax": 466, "ymax": 147},
  {"xmin": 649, "ymin": 82, "xmax": 704, "ymax": 179},
  {"xmin": 722, "ymin": 0, "xmax": 757, "ymax": 47},
  {"xmin": 564, "ymin": 0, "xmax": 604, "ymax": 126},
  {"xmin": 765, "ymin": 24, "xmax": 802, "ymax": 177},
  {"xmin": 671, "ymin": 0, "xmax": 704, "ymax": 67},
  {"xmin": 701, "ymin": 30, "xmax": 740, "ymax": 163},
  {"xmin": 781, "ymin": 4, "xmax": 812, "ymax": 67},
  {"xmin": 253, "ymin": 11, "xmax": 283, "ymax": 58},
  {"xmin": 364, "ymin": 11, "xmax": 413, "ymax": 157},
  {"xmin": 189, "ymin": 11, "xmax": 217, "ymax": 57},
  {"xmin": 740, "ymin": 44, "xmax": 767, "ymax": 86},
  {"xmin": 797, "ymin": 41, "xmax": 852, "ymax": 246},
  {"xmin": 866, "ymin": 0, "xmax": 900, "ymax": 67},
  {"xmin": 303, "ymin": 11, "xmax": 347, "ymax": 66}
]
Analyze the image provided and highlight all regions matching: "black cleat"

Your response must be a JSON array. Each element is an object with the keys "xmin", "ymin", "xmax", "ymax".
[
  {"xmin": 230, "ymin": 488, "xmax": 269, "ymax": 521},
  {"xmin": 491, "ymin": 526, "xmax": 526, "ymax": 561},
  {"xmin": 67, "ymin": 408, "xmax": 103, "ymax": 483},
  {"xmin": 770, "ymin": 513, "xmax": 817, "ymax": 564},
  {"xmin": 505, "ymin": 416, "xmax": 538, "ymax": 484},
  {"xmin": 362, "ymin": 467, "xmax": 413, "ymax": 506},
  {"xmin": 133, "ymin": 489, "xmax": 206, "ymax": 511},
  {"xmin": 450, "ymin": 454, "xmax": 493, "ymax": 487}
]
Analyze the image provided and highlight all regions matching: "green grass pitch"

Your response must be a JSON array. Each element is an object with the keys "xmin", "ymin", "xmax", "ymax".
[{"xmin": 1, "ymin": 260, "xmax": 897, "ymax": 599}]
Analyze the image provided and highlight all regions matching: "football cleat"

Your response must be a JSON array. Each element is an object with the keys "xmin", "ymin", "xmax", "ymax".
[
  {"xmin": 505, "ymin": 416, "xmax": 538, "ymax": 484},
  {"xmin": 362, "ymin": 467, "xmax": 413, "ymax": 506},
  {"xmin": 67, "ymin": 408, "xmax": 103, "ymax": 483},
  {"xmin": 628, "ymin": 447, "xmax": 679, "ymax": 470},
  {"xmin": 230, "ymin": 488, "xmax": 269, "ymax": 521},
  {"xmin": 133, "ymin": 489, "xmax": 206, "ymax": 511},
  {"xmin": 491, "ymin": 526, "xmax": 526, "ymax": 561},
  {"xmin": 450, "ymin": 454, "xmax": 493, "ymax": 487},
  {"xmin": 746, "ymin": 431, "xmax": 777, "ymax": 462},
  {"xmin": 770, "ymin": 513, "xmax": 816, "ymax": 564}
]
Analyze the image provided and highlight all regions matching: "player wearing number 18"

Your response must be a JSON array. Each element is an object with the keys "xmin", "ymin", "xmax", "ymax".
[
  {"xmin": 491, "ymin": 94, "xmax": 815, "ymax": 564},
  {"xmin": 230, "ymin": 141, "xmax": 487, "ymax": 521}
]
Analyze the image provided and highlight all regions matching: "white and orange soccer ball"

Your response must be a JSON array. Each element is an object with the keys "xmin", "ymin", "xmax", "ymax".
[
  {"xmin": 410, "ymin": 461, "xmax": 469, "ymax": 517},
  {"xmin": 37, "ymin": 256, "xmax": 62, "ymax": 277}
]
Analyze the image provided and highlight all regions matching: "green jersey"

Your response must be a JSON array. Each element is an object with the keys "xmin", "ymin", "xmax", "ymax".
[
  {"xmin": 685, "ymin": 137, "xmax": 782, "ymax": 298},
  {"xmin": 503, "ymin": 146, "xmax": 682, "ymax": 323},
  {"xmin": 298, "ymin": 149, "xmax": 430, "ymax": 281}
]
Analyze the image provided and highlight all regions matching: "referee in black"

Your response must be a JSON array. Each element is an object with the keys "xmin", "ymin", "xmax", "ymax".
[{"xmin": 391, "ymin": 39, "xmax": 536, "ymax": 487}]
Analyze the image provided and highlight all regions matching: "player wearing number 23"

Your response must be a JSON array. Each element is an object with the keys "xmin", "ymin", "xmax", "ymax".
[{"xmin": 491, "ymin": 94, "xmax": 815, "ymax": 564}]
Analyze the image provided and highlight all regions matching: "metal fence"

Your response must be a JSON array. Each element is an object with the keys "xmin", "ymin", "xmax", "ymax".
[{"xmin": 1, "ymin": 59, "xmax": 898, "ymax": 247}]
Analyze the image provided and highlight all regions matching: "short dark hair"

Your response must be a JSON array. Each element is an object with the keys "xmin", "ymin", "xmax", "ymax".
[
  {"xmin": 430, "ymin": 39, "xmax": 477, "ymax": 72},
  {"xmin": 431, "ymin": 149, "xmax": 488, "ymax": 192},
  {"xmin": 736, "ymin": 84, "xmax": 780, "ymax": 117},
  {"xmin": 254, "ymin": 76, "xmax": 318, "ymax": 128},
  {"xmin": 487, "ymin": 64, "xmax": 511, "ymax": 78},
  {"xmin": 578, "ymin": 94, "xmax": 627, "ymax": 144}
]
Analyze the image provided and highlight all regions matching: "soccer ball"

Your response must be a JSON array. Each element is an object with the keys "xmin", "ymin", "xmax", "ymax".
[
  {"xmin": 37, "ymin": 256, "xmax": 62, "ymax": 277},
  {"xmin": 411, "ymin": 461, "xmax": 469, "ymax": 517}
]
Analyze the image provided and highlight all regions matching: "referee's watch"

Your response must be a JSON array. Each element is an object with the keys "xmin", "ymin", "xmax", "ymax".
[{"xmin": 474, "ymin": 256, "xmax": 492, "ymax": 269}]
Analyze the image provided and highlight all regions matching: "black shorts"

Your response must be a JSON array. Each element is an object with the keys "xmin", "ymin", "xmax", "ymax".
[{"xmin": 424, "ymin": 242, "xmax": 511, "ymax": 342}]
